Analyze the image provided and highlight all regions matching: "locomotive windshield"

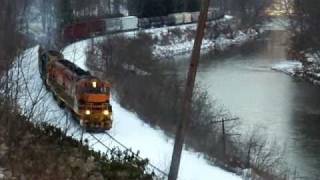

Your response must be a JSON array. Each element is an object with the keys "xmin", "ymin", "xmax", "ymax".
[
  {"xmin": 85, "ymin": 86, "xmax": 109, "ymax": 94},
  {"xmin": 79, "ymin": 80, "xmax": 110, "ymax": 94}
]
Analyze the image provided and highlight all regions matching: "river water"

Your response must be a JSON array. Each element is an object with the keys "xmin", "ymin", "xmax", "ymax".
[{"xmin": 179, "ymin": 30, "xmax": 320, "ymax": 178}]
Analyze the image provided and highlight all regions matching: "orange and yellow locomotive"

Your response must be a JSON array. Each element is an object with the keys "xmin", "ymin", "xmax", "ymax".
[{"xmin": 38, "ymin": 47, "xmax": 112, "ymax": 131}]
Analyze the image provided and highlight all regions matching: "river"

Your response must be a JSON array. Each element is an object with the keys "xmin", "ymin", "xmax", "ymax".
[{"xmin": 178, "ymin": 30, "xmax": 320, "ymax": 178}]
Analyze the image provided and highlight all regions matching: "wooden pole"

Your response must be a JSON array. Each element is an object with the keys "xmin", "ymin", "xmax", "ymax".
[
  {"xmin": 222, "ymin": 119, "xmax": 226, "ymax": 157},
  {"xmin": 168, "ymin": 0, "xmax": 210, "ymax": 179}
]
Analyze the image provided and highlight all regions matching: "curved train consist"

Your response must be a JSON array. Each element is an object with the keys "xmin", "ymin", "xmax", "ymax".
[
  {"xmin": 38, "ymin": 48, "xmax": 113, "ymax": 131},
  {"xmin": 63, "ymin": 9, "xmax": 225, "ymax": 42}
]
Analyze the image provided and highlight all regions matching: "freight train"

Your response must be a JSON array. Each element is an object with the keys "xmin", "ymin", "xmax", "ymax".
[
  {"xmin": 62, "ymin": 9, "xmax": 225, "ymax": 42},
  {"xmin": 38, "ymin": 47, "xmax": 113, "ymax": 131}
]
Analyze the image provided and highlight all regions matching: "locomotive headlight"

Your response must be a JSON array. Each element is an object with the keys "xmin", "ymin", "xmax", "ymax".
[
  {"xmin": 103, "ymin": 110, "xmax": 109, "ymax": 116},
  {"xmin": 85, "ymin": 110, "xmax": 91, "ymax": 115},
  {"xmin": 92, "ymin": 81, "xmax": 97, "ymax": 88}
]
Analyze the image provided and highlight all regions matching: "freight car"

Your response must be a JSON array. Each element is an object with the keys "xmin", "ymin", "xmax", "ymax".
[
  {"xmin": 62, "ymin": 10, "xmax": 225, "ymax": 42},
  {"xmin": 38, "ymin": 47, "xmax": 113, "ymax": 131},
  {"xmin": 105, "ymin": 16, "xmax": 139, "ymax": 32},
  {"xmin": 169, "ymin": 13, "xmax": 184, "ymax": 25},
  {"xmin": 63, "ymin": 16, "xmax": 139, "ymax": 42},
  {"xmin": 63, "ymin": 19, "xmax": 106, "ymax": 43}
]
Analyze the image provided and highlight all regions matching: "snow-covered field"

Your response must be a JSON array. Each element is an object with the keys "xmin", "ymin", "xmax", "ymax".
[{"xmin": 11, "ymin": 41, "xmax": 242, "ymax": 180}]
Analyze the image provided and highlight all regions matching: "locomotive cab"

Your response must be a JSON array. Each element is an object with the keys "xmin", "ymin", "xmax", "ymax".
[{"xmin": 76, "ymin": 78, "xmax": 112, "ymax": 130}]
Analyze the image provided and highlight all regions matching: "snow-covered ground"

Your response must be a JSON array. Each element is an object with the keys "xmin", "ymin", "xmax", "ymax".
[
  {"xmin": 271, "ymin": 60, "xmax": 302, "ymax": 75},
  {"xmin": 153, "ymin": 17, "xmax": 257, "ymax": 58},
  {"xmin": 152, "ymin": 27, "xmax": 258, "ymax": 58},
  {"xmin": 272, "ymin": 54, "xmax": 320, "ymax": 85},
  {"xmin": 116, "ymin": 15, "xmax": 258, "ymax": 58},
  {"xmin": 11, "ymin": 41, "xmax": 242, "ymax": 180}
]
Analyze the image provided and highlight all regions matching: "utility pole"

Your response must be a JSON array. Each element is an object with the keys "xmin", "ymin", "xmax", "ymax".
[
  {"xmin": 222, "ymin": 119, "xmax": 226, "ymax": 157},
  {"xmin": 168, "ymin": 0, "xmax": 210, "ymax": 180}
]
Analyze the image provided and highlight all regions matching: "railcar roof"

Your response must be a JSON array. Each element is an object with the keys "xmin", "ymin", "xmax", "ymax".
[{"xmin": 58, "ymin": 59, "xmax": 91, "ymax": 76}]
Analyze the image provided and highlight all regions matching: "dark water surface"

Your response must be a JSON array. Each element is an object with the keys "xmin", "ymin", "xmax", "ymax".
[{"xmin": 179, "ymin": 30, "xmax": 320, "ymax": 178}]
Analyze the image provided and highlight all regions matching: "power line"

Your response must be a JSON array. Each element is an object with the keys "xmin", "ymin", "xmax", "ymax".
[{"xmin": 88, "ymin": 132, "xmax": 169, "ymax": 177}]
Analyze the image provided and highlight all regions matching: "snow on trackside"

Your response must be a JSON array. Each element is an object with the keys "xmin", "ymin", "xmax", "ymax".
[
  {"xmin": 62, "ymin": 15, "xmax": 257, "ymax": 61},
  {"xmin": 224, "ymin": 15, "xmax": 233, "ymax": 20},
  {"xmin": 12, "ymin": 44, "xmax": 242, "ymax": 180},
  {"xmin": 151, "ymin": 28, "xmax": 257, "ymax": 58},
  {"xmin": 271, "ymin": 60, "xmax": 302, "ymax": 75},
  {"xmin": 274, "ymin": 53, "xmax": 320, "ymax": 85},
  {"xmin": 120, "ymin": 15, "xmax": 258, "ymax": 58}
]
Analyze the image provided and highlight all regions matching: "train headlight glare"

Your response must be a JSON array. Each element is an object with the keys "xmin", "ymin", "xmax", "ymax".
[
  {"xmin": 92, "ymin": 81, "xmax": 97, "ymax": 88},
  {"xmin": 103, "ymin": 110, "xmax": 109, "ymax": 116},
  {"xmin": 85, "ymin": 110, "xmax": 91, "ymax": 115}
]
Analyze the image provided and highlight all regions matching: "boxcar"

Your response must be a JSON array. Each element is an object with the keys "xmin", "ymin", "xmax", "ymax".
[
  {"xmin": 183, "ymin": 13, "xmax": 192, "ymax": 24},
  {"xmin": 63, "ymin": 19, "xmax": 105, "ymax": 42},
  {"xmin": 150, "ymin": 17, "xmax": 162, "ymax": 28},
  {"xmin": 169, "ymin": 13, "xmax": 184, "ymax": 25},
  {"xmin": 105, "ymin": 17, "xmax": 122, "ymax": 32},
  {"xmin": 121, "ymin": 16, "xmax": 139, "ymax": 31},
  {"xmin": 139, "ymin": 18, "xmax": 151, "ymax": 29},
  {"xmin": 191, "ymin": 12, "xmax": 200, "ymax": 22}
]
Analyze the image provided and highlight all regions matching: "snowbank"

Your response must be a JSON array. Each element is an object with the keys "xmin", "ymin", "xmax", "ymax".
[
  {"xmin": 272, "ymin": 55, "xmax": 320, "ymax": 85},
  {"xmin": 116, "ymin": 15, "xmax": 259, "ymax": 58},
  {"xmin": 145, "ymin": 15, "xmax": 257, "ymax": 58},
  {"xmin": 152, "ymin": 28, "xmax": 257, "ymax": 58},
  {"xmin": 11, "ymin": 43, "xmax": 242, "ymax": 180},
  {"xmin": 271, "ymin": 60, "xmax": 302, "ymax": 75}
]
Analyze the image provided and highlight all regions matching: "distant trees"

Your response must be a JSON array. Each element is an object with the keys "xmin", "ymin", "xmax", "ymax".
[
  {"xmin": 0, "ymin": 0, "xmax": 24, "ymax": 73},
  {"xmin": 128, "ymin": 0, "xmax": 200, "ymax": 17},
  {"xmin": 0, "ymin": 0, "xmax": 30, "ymax": 148},
  {"xmin": 290, "ymin": 0, "xmax": 320, "ymax": 56},
  {"xmin": 221, "ymin": 0, "xmax": 273, "ymax": 27}
]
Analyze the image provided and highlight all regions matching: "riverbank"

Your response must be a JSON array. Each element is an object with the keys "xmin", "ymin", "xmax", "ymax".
[
  {"xmin": 118, "ymin": 15, "xmax": 259, "ymax": 59},
  {"xmin": 272, "ymin": 53, "xmax": 320, "ymax": 85},
  {"xmin": 153, "ymin": 26, "xmax": 258, "ymax": 58},
  {"xmin": 152, "ymin": 16, "xmax": 258, "ymax": 58}
]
